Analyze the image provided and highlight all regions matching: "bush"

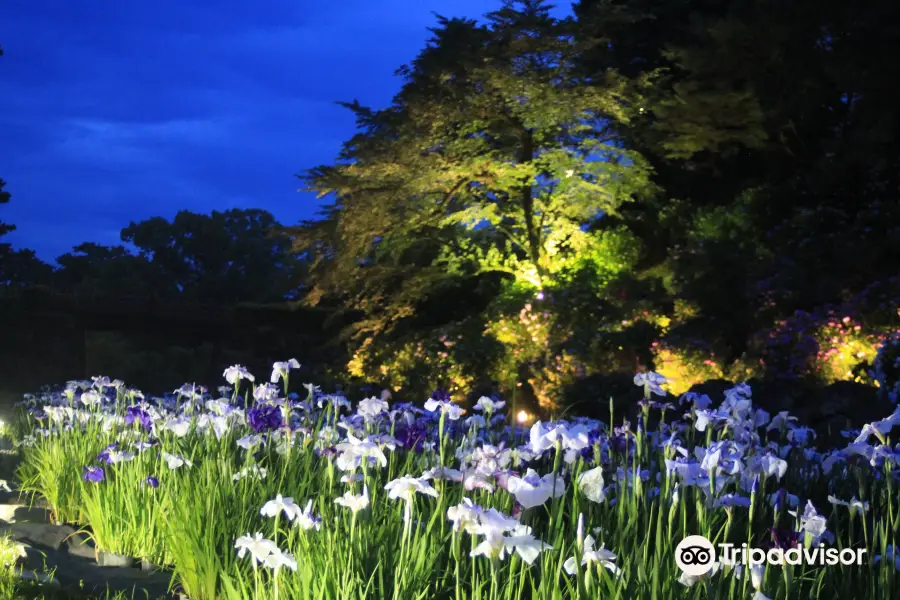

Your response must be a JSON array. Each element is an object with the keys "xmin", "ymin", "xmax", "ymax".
[{"xmin": 872, "ymin": 333, "xmax": 900, "ymax": 404}]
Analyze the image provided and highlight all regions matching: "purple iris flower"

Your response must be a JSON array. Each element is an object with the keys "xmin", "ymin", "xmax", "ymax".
[
  {"xmin": 125, "ymin": 406, "xmax": 153, "ymax": 430},
  {"xmin": 159, "ymin": 395, "xmax": 178, "ymax": 412},
  {"xmin": 579, "ymin": 431, "xmax": 605, "ymax": 462},
  {"xmin": 430, "ymin": 389, "xmax": 452, "ymax": 403},
  {"xmin": 290, "ymin": 400, "xmax": 312, "ymax": 413},
  {"xmin": 608, "ymin": 433, "xmax": 631, "ymax": 454},
  {"xmin": 144, "ymin": 476, "xmax": 159, "ymax": 488},
  {"xmin": 395, "ymin": 424, "xmax": 427, "ymax": 452},
  {"xmin": 445, "ymin": 420, "xmax": 465, "ymax": 439},
  {"xmin": 96, "ymin": 443, "xmax": 118, "ymax": 464},
  {"xmin": 316, "ymin": 446, "xmax": 338, "ymax": 459},
  {"xmin": 82, "ymin": 466, "xmax": 105, "ymax": 483},
  {"xmin": 765, "ymin": 527, "xmax": 801, "ymax": 550},
  {"xmin": 247, "ymin": 404, "xmax": 284, "ymax": 433}
]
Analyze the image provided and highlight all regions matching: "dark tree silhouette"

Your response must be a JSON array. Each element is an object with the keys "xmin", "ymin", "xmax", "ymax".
[{"xmin": 120, "ymin": 208, "xmax": 304, "ymax": 304}]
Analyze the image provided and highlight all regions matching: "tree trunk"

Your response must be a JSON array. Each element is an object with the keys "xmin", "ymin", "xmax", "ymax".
[{"xmin": 519, "ymin": 129, "xmax": 546, "ymax": 285}]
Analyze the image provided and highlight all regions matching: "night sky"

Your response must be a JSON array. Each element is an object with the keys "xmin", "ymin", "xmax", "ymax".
[{"xmin": 1, "ymin": 1, "xmax": 571, "ymax": 263}]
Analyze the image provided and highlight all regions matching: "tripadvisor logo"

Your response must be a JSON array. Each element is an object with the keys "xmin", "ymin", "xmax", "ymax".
[
  {"xmin": 675, "ymin": 536, "xmax": 717, "ymax": 576},
  {"xmin": 675, "ymin": 535, "xmax": 866, "ymax": 576}
]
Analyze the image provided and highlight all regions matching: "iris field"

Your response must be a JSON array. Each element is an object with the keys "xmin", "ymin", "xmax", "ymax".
[{"xmin": 8, "ymin": 361, "xmax": 900, "ymax": 599}]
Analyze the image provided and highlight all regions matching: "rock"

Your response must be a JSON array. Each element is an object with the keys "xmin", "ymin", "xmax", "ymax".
[
  {"xmin": 0, "ymin": 492, "xmax": 51, "ymax": 510},
  {"xmin": 0, "ymin": 521, "xmax": 78, "ymax": 552},
  {"xmin": 0, "ymin": 504, "xmax": 51, "ymax": 523},
  {"xmin": 63, "ymin": 530, "xmax": 96, "ymax": 559},
  {"xmin": 141, "ymin": 559, "xmax": 161, "ymax": 572},
  {"xmin": 6, "ymin": 522, "xmax": 172, "ymax": 598},
  {"xmin": 18, "ymin": 569, "xmax": 61, "ymax": 587},
  {"xmin": 96, "ymin": 550, "xmax": 136, "ymax": 568}
]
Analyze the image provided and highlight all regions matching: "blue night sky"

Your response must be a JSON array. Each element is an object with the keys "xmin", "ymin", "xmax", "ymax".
[{"xmin": 1, "ymin": 1, "xmax": 572, "ymax": 263}]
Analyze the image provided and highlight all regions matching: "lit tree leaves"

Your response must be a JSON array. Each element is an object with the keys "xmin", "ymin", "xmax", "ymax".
[{"xmin": 296, "ymin": 1, "xmax": 656, "ymax": 345}]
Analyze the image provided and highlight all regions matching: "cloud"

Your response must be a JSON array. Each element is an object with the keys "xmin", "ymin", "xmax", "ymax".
[
  {"xmin": 50, "ymin": 117, "xmax": 228, "ymax": 167},
  {"xmin": 0, "ymin": 0, "xmax": 573, "ymax": 262}
]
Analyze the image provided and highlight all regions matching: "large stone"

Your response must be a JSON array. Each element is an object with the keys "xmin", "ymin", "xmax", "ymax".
[
  {"xmin": 0, "ymin": 522, "xmax": 78, "ymax": 552},
  {"xmin": 96, "ymin": 550, "xmax": 136, "ymax": 568},
  {"xmin": 6, "ymin": 522, "xmax": 172, "ymax": 598},
  {"xmin": 0, "ymin": 504, "xmax": 51, "ymax": 523},
  {"xmin": 49, "ymin": 557, "xmax": 173, "ymax": 599},
  {"xmin": 63, "ymin": 530, "xmax": 96, "ymax": 559},
  {"xmin": 18, "ymin": 568, "xmax": 61, "ymax": 587},
  {"xmin": 0, "ymin": 492, "xmax": 50, "ymax": 510}
]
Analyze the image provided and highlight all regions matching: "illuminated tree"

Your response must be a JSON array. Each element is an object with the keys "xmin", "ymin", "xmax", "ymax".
[{"xmin": 298, "ymin": 0, "xmax": 654, "ymax": 342}]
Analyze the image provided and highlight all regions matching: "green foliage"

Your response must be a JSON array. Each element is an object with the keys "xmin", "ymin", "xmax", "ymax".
[
  {"xmin": 3, "ymin": 208, "xmax": 304, "ymax": 306},
  {"xmin": 570, "ymin": 0, "xmax": 900, "ymax": 383},
  {"xmin": 14, "ymin": 374, "xmax": 900, "ymax": 599},
  {"xmin": 120, "ymin": 208, "xmax": 304, "ymax": 304},
  {"xmin": 651, "ymin": 338, "xmax": 760, "ymax": 396},
  {"xmin": 5, "ymin": 0, "xmax": 900, "ymax": 403},
  {"xmin": 873, "ymin": 333, "xmax": 900, "ymax": 404},
  {"xmin": 84, "ymin": 332, "xmax": 216, "ymax": 395},
  {"xmin": 293, "ymin": 2, "xmax": 666, "ymax": 403},
  {"xmin": 0, "ymin": 178, "xmax": 12, "ymax": 243},
  {"xmin": 297, "ymin": 1, "xmax": 655, "ymax": 328},
  {"xmin": 18, "ymin": 426, "xmax": 91, "ymax": 525},
  {"xmin": 347, "ymin": 317, "xmax": 504, "ymax": 401},
  {"xmin": 0, "ymin": 177, "xmax": 23, "ymax": 289},
  {"xmin": 54, "ymin": 244, "xmax": 165, "ymax": 298},
  {"xmin": 0, "ymin": 248, "xmax": 55, "ymax": 287}
]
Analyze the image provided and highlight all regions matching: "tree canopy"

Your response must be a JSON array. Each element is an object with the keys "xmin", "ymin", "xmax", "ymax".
[
  {"xmin": 120, "ymin": 208, "xmax": 304, "ymax": 304},
  {"xmin": 299, "ymin": 1, "xmax": 656, "ymax": 340},
  {"xmin": 2, "ymin": 2, "xmax": 899, "ymax": 410},
  {"xmin": 292, "ymin": 0, "xmax": 900, "ymax": 407},
  {"xmin": 2, "ymin": 209, "xmax": 304, "ymax": 305}
]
